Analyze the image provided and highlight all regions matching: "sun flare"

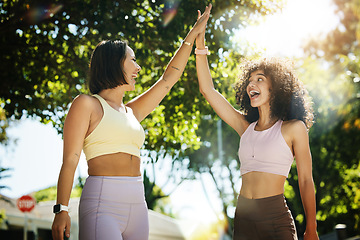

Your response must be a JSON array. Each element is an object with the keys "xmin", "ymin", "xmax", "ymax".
[{"xmin": 234, "ymin": 0, "xmax": 340, "ymax": 57}]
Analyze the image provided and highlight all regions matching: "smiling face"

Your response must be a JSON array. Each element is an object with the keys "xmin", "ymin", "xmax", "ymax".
[
  {"xmin": 123, "ymin": 46, "xmax": 141, "ymax": 91},
  {"xmin": 246, "ymin": 70, "xmax": 272, "ymax": 108}
]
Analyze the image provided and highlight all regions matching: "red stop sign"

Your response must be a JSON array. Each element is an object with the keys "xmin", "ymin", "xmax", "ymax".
[{"xmin": 17, "ymin": 195, "xmax": 36, "ymax": 213}]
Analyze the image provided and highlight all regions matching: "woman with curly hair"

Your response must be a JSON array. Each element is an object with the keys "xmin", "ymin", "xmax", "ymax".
[{"xmin": 194, "ymin": 25, "xmax": 318, "ymax": 239}]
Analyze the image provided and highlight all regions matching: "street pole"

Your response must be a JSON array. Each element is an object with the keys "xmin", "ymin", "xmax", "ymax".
[{"xmin": 24, "ymin": 213, "xmax": 27, "ymax": 240}]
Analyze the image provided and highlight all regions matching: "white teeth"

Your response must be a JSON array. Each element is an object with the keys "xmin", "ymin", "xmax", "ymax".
[{"xmin": 250, "ymin": 90, "xmax": 260, "ymax": 96}]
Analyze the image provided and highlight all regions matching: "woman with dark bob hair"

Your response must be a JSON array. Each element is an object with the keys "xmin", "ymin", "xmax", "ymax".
[
  {"xmin": 195, "ymin": 28, "xmax": 318, "ymax": 240},
  {"xmin": 52, "ymin": 4, "xmax": 212, "ymax": 240}
]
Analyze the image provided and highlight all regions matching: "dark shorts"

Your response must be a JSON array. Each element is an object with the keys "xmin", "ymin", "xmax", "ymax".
[{"xmin": 233, "ymin": 194, "xmax": 297, "ymax": 240}]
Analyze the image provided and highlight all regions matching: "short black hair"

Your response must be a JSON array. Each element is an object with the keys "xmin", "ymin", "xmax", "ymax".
[{"xmin": 88, "ymin": 40, "xmax": 128, "ymax": 94}]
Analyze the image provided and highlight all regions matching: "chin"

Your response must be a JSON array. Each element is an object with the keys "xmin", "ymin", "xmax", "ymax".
[
  {"xmin": 125, "ymin": 87, "xmax": 135, "ymax": 92},
  {"xmin": 250, "ymin": 101, "xmax": 258, "ymax": 108}
]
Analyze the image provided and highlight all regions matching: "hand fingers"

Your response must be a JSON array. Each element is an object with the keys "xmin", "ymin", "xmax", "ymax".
[
  {"xmin": 52, "ymin": 227, "xmax": 64, "ymax": 240},
  {"xmin": 64, "ymin": 222, "xmax": 71, "ymax": 239},
  {"xmin": 204, "ymin": 3, "xmax": 212, "ymax": 15},
  {"xmin": 200, "ymin": 4, "xmax": 212, "ymax": 19},
  {"xmin": 194, "ymin": 3, "xmax": 211, "ymax": 31},
  {"xmin": 207, "ymin": 3, "xmax": 213, "ymax": 12}
]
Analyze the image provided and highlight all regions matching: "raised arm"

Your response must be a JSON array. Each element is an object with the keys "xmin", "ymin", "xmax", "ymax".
[
  {"xmin": 52, "ymin": 95, "xmax": 92, "ymax": 240},
  {"xmin": 127, "ymin": 4, "xmax": 212, "ymax": 122},
  {"xmin": 292, "ymin": 121, "xmax": 319, "ymax": 240},
  {"xmin": 195, "ymin": 19, "xmax": 248, "ymax": 136}
]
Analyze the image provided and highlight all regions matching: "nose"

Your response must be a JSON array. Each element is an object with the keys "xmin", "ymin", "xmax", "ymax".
[{"xmin": 136, "ymin": 63, "xmax": 141, "ymax": 72}]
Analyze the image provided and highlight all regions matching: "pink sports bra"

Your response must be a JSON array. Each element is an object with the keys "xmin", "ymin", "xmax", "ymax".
[{"xmin": 238, "ymin": 120, "xmax": 294, "ymax": 177}]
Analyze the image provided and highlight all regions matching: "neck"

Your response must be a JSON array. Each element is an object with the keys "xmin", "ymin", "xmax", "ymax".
[
  {"xmin": 257, "ymin": 105, "xmax": 278, "ymax": 129},
  {"xmin": 98, "ymin": 88, "xmax": 125, "ymax": 107},
  {"xmin": 257, "ymin": 117, "xmax": 278, "ymax": 128}
]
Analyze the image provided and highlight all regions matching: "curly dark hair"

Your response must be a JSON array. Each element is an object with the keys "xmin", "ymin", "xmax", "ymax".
[{"xmin": 234, "ymin": 58, "xmax": 314, "ymax": 129}]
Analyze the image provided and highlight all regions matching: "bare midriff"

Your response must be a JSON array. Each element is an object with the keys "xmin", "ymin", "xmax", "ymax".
[
  {"xmin": 87, "ymin": 152, "xmax": 141, "ymax": 177},
  {"xmin": 240, "ymin": 171, "xmax": 286, "ymax": 199}
]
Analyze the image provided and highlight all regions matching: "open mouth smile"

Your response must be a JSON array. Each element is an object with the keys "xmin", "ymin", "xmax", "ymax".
[{"xmin": 249, "ymin": 90, "xmax": 260, "ymax": 99}]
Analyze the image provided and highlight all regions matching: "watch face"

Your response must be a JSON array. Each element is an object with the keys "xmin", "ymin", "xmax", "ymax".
[{"xmin": 53, "ymin": 204, "xmax": 61, "ymax": 213}]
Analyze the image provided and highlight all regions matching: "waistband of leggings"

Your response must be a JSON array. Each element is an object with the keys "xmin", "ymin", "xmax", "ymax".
[
  {"xmin": 87, "ymin": 175, "xmax": 143, "ymax": 182},
  {"xmin": 82, "ymin": 175, "xmax": 145, "ymax": 203},
  {"xmin": 239, "ymin": 193, "xmax": 285, "ymax": 202}
]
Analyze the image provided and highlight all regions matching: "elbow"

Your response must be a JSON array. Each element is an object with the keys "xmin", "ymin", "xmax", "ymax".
[
  {"xmin": 199, "ymin": 87, "xmax": 206, "ymax": 96},
  {"xmin": 298, "ymin": 176, "xmax": 315, "ymax": 190},
  {"xmin": 199, "ymin": 87, "xmax": 212, "ymax": 98}
]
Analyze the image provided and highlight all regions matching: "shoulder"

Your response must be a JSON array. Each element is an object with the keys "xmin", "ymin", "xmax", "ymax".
[
  {"xmin": 70, "ymin": 94, "xmax": 100, "ymax": 109},
  {"xmin": 282, "ymin": 119, "xmax": 307, "ymax": 132},
  {"xmin": 67, "ymin": 94, "xmax": 101, "ymax": 116},
  {"xmin": 282, "ymin": 119, "xmax": 309, "ymax": 144},
  {"xmin": 72, "ymin": 94, "xmax": 94, "ymax": 104}
]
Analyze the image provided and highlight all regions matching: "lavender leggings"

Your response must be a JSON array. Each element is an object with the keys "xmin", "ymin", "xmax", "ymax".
[{"xmin": 79, "ymin": 176, "xmax": 149, "ymax": 240}]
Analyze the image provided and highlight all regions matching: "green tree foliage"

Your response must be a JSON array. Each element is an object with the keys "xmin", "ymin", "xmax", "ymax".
[
  {"xmin": 35, "ymin": 185, "xmax": 82, "ymax": 202},
  {"xmin": 0, "ymin": 0, "xmax": 281, "ymax": 152},
  {"xmin": 0, "ymin": 167, "xmax": 11, "ymax": 191},
  {"xmin": 299, "ymin": 0, "xmax": 360, "ymax": 235},
  {"xmin": 0, "ymin": 0, "xmax": 282, "ymax": 226},
  {"xmin": 0, "ymin": 209, "xmax": 6, "ymax": 226},
  {"xmin": 143, "ymin": 169, "xmax": 175, "ymax": 217},
  {"xmin": 283, "ymin": 58, "xmax": 359, "ymax": 236},
  {"xmin": 0, "ymin": 167, "xmax": 12, "ymax": 223}
]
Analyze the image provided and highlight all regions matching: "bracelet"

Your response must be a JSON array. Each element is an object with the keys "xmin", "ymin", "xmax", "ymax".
[
  {"xmin": 183, "ymin": 41, "xmax": 192, "ymax": 46},
  {"xmin": 195, "ymin": 46, "xmax": 210, "ymax": 55}
]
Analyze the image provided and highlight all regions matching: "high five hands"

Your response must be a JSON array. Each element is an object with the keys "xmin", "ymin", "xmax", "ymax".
[{"xmin": 192, "ymin": 4, "xmax": 212, "ymax": 37}]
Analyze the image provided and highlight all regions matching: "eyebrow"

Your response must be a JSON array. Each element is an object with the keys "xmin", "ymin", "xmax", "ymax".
[{"xmin": 248, "ymin": 73, "xmax": 266, "ymax": 81}]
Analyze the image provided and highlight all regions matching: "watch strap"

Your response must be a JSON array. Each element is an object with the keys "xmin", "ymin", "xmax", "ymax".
[{"xmin": 195, "ymin": 46, "xmax": 210, "ymax": 55}]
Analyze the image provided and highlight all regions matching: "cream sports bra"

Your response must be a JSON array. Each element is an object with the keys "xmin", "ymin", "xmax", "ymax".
[{"xmin": 83, "ymin": 94, "xmax": 145, "ymax": 160}]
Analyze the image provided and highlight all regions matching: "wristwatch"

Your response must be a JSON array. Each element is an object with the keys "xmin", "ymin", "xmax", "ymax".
[{"xmin": 53, "ymin": 204, "xmax": 69, "ymax": 214}]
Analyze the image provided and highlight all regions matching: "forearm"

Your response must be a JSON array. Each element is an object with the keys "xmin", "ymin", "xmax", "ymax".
[
  {"xmin": 160, "ymin": 30, "xmax": 198, "ymax": 88},
  {"xmin": 195, "ymin": 27, "xmax": 215, "ymax": 95},
  {"xmin": 160, "ymin": 4, "xmax": 211, "ymax": 90},
  {"xmin": 299, "ymin": 178, "xmax": 318, "ymax": 231},
  {"xmin": 196, "ymin": 53, "xmax": 214, "ymax": 96},
  {"xmin": 56, "ymin": 162, "xmax": 77, "ymax": 206},
  {"xmin": 128, "ymin": 30, "xmax": 198, "ymax": 121}
]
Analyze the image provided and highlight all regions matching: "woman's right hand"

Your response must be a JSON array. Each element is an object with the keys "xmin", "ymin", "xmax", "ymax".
[
  {"xmin": 191, "ymin": 4, "xmax": 212, "ymax": 38},
  {"xmin": 195, "ymin": 7, "xmax": 208, "ymax": 49},
  {"xmin": 52, "ymin": 211, "xmax": 71, "ymax": 240}
]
